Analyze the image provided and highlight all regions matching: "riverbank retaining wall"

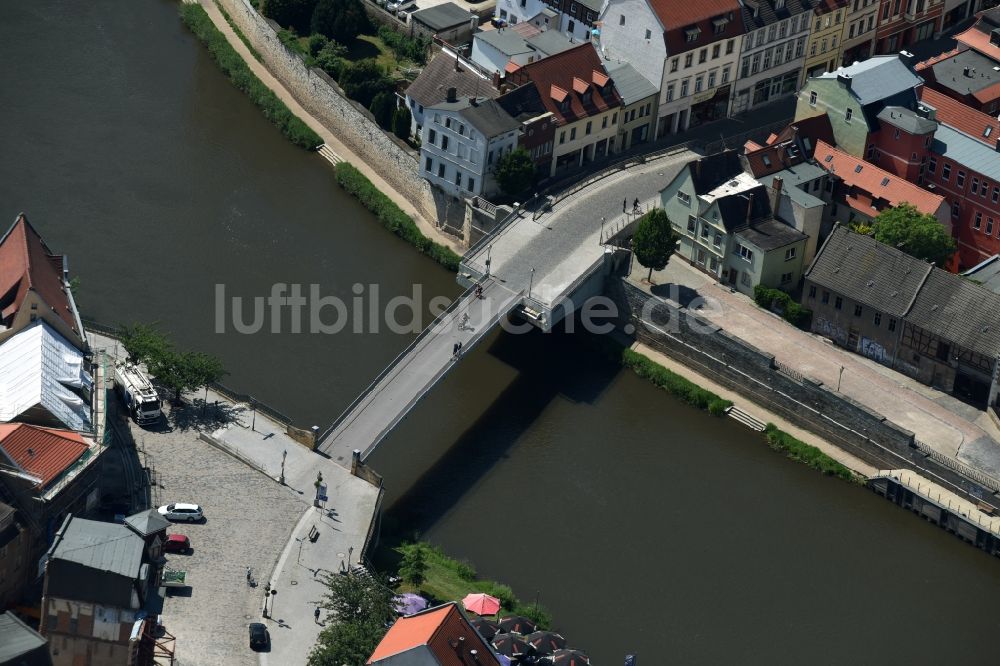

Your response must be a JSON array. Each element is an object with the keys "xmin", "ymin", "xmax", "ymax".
[
  {"xmin": 608, "ymin": 278, "xmax": 1000, "ymax": 509},
  {"xmin": 216, "ymin": 0, "xmax": 439, "ymax": 225}
]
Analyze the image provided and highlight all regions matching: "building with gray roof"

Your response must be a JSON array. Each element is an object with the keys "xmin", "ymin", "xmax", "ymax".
[
  {"xmin": 877, "ymin": 106, "xmax": 938, "ymax": 136},
  {"xmin": 815, "ymin": 56, "xmax": 923, "ymax": 106},
  {"xmin": 964, "ymin": 255, "xmax": 1000, "ymax": 294},
  {"xmin": 0, "ymin": 612, "xmax": 50, "ymax": 666},
  {"xmin": 405, "ymin": 50, "xmax": 498, "ymax": 136},
  {"xmin": 923, "ymin": 49, "xmax": 1000, "ymax": 111},
  {"xmin": 605, "ymin": 61, "xmax": 659, "ymax": 151},
  {"xmin": 931, "ymin": 123, "xmax": 1000, "ymax": 184},
  {"xmin": 410, "ymin": 3, "xmax": 477, "ymax": 44},
  {"xmin": 123, "ymin": 508, "xmax": 170, "ymax": 539}
]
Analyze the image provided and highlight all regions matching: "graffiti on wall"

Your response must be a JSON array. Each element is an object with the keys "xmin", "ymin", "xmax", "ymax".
[
  {"xmin": 814, "ymin": 317, "xmax": 847, "ymax": 344},
  {"xmin": 860, "ymin": 337, "xmax": 887, "ymax": 364}
]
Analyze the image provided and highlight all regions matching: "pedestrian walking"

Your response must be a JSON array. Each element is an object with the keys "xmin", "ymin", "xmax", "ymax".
[
  {"xmin": 456, "ymin": 341, "xmax": 463, "ymax": 355},
  {"xmin": 633, "ymin": 197, "xmax": 640, "ymax": 212},
  {"xmin": 452, "ymin": 342, "xmax": 459, "ymax": 357},
  {"xmin": 623, "ymin": 198, "xmax": 627, "ymax": 213},
  {"xmin": 314, "ymin": 607, "xmax": 322, "ymax": 624}
]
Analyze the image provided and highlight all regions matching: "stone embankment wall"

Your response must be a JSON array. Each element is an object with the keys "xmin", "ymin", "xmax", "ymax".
[
  {"xmin": 608, "ymin": 278, "xmax": 1000, "ymax": 509},
  {"xmin": 217, "ymin": 0, "xmax": 438, "ymax": 224}
]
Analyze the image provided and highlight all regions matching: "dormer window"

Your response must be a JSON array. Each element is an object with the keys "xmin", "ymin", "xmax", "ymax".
[
  {"xmin": 775, "ymin": 0, "xmax": 785, "ymax": 8},
  {"xmin": 685, "ymin": 26, "xmax": 701, "ymax": 42},
  {"xmin": 713, "ymin": 16, "xmax": 729, "ymax": 32}
]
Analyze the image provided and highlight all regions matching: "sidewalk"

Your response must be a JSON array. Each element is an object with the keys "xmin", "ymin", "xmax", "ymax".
[{"xmin": 196, "ymin": 0, "xmax": 463, "ymax": 256}]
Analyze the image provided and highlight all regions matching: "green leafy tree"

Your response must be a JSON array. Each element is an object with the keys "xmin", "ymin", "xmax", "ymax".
[
  {"xmin": 632, "ymin": 208, "xmax": 678, "ymax": 281},
  {"xmin": 309, "ymin": 572, "xmax": 395, "ymax": 666},
  {"xmin": 308, "ymin": 33, "xmax": 328, "ymax": 57},
  {"xmin": 369, "ymin": 91, "xmax": 396, "ymax": 130},
  {"xmin": 149, "ymin": 350, "xmax": 227, "ymax": 403},
  {"xmin": 263, "ymin": 0, "xmax": 317, "ymax": 34},
  {"xmin": 398, "ymin": 544, "xmax": 427, "ymax": 587},
  {"xmin": 392, "ymin": 106, "xmax": 412, "ymax": 139},
  {"xmin": 338, "ymin": 60, "xmax": 393, "ymax": 107},
  {"xmin": 311, "ymin": 0, "xmax": 371, "ymax": 45},
  {"xmin": 313, "ymin": 40, "xmax": 346, "ymax": 76},
  {"xmin": 872, "ymin": 203, "xmax": 956, "ymax": 267},
  {"xmin": 117, "ymin": 323, "xmax": 172, "ymax": 365},
  {"xmin": 494, "ymin": 147, "xmax": 535, "ymax": 196}
]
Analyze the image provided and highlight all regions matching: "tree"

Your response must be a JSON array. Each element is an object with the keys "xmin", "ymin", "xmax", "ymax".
[
  {"xmin": 494, "ymin": 147, "xmax": 535, "ymax": 197},
  {"xmin": 313, "ymin": 40, "xmax": 346, "ymax": 76},
  {"xmin": 117, "ymin": 323, "xmax": 171, "ymax": 365},
  {"xmin": 632, "ymin": 208, "xmax": 678, "ymax": 282},
  {"xmin": 307, "ymin": 33, "xmax": 328, "ymax": 57},
  {"xmin": 338, "ymin": 60, "xmax": 393, "ymax": 108},
  {"xmin": 369, "ymin": 91, "xmax": 396, "ymax": 130},
  {"xmin": 309, "ymin": 572, "xmax": 395, "ymax": 666},
  {"xmin": 311, "ymin": 0, "xmax": 370, "ymax": 45},
  {"xmin": 392, "ymin": 106, "xmax": 412, "ymax": 139},
  {"xmin": 398, "ymin": 543, "xmax": 427, "ymax": 587},
  {"xmin": 263, "ymin": 0, "xmax": 317, "ymax": 34},
  {"xmin": 149, "ymin": 350, "xmax": 227, "ymax": 403},
  {"xmin": 873, "ymin": 203, "xmax": 956, "ymax": 267}
]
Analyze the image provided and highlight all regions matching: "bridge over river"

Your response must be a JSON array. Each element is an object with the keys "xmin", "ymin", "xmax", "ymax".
[{"xmin": 318, "ymin": 149, "xmax": 698, "ymax": 464}]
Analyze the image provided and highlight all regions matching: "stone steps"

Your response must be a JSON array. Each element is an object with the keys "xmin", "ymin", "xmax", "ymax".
[
  {"xmin": 726, "ymin": 406, "xmax": 766, "ymax": 432},
  {"xmin": 317, "ymin": 143, "xmax": 343, "ymax": 166}
]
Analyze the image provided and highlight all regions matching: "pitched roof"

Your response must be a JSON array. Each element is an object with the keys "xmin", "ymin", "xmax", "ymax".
[
  {"xmin": 656, "ymin": 0, "xmax": 744, "ymax": 54},
  {"xmin": 739, "ymin": 0, "xmax": 815, "ymax": 31},
  {"xmin": 906, "ymin": 269, "xmax": 1000, "ymax": 358},
  {"xmin": 507, "ymin": 44, "xmax": 621, "ymax": 125},
  {"xmin": 0, "ymin": 213, "xmax": 78, "ymax": 337},
  {"xmin": 687, "ymin": 150, "xmax": 745, "ymax": 194},
  {"xmin": 497, "ymin": 81, "xmax": 549, "ymax": 121},
  {"xmin": 433, "ymin": 97, "xmax": 521, "ymax": 136},
  {"xmin": 410, "ymin": 2, "xmax": 472, "ymax": 30},
  {"xmin": 813, "ymin": 140, "xmax": 945, "ymax": 216},
  {"xmin": 877, "ymin": 106, "xmax": 938, "ymax": 135},
  {"xmin": 50, "ymin": 517, "xmax": 144, "ymax": 579},
  {"xmin": 757, "ymin": 163, "xmax": 828, "ymax": 209},
  {"xmin": 806, "ymin": 225, "xmax": 932, "ymax": 317},
  {"xmin": 816, "ymin": 56, "xmax": 923, "ymax": 106},
  {"xmin": 0, "ymin": 612, "xmax": 50, "ymax": 666},
  {"xmin": 918, "ymin": 87, "xmax": 1000, "ymax": 145},
  {"xmin": 475, "ymin": 29, "xmax": 535, "ymax": 57},
  {"xmin": 124, "ymin": 508, "xmax": 170, "ymax": 538},
  {"xmin": 744, "ymin": 115, "xmax": 834, "ymax": 176},
  {"xmin": 736, "ymin": 218, "xmax": 808, "ymax": 250},
  {"xmin": 931, "ymin": 123, "xmax": 1000, "ymax": 183},
  {"xmin": 605, "ymin": 61, "xmax": 658, "ymax": 105},
  {"xmin": 406, "ymin": 52, "xmax": 498, "ymax": 108},
  {"xmin": 956, "ymin": 7, "xmax": 1000, "ymax": 60},
  {"xmin": 963, "ymin": 254, "xmax": 1000, "ymax": 293},
  {"xmin": 523, "ymin": 30, "xmax": 577, "ymax": 57},
  {"xmin": 0, "ymin": 423, "xmax": 87, "ymax": 489},
  {"xmin": 368, "ymin": 603, "xmax": 501, "ymax": 666}
]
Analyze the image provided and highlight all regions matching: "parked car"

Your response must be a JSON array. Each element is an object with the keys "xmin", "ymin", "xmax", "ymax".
[
  {"xmin": 387, "ymin": 0, "xmax": 415, "ymax": 13},
  {"xmin": 164, "ymin": 534, "xmax": 191, "ymax": 554},
  {"xmin": 157, "ymin": 503, "xmax": 203, "ymax": 522},
  {"xmin": 249, "ymin": 623, "xmax": 270, "ymax": 650}
]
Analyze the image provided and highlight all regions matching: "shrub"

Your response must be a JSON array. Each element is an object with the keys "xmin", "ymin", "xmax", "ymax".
[
  {"xmin": 763, "ymin": 424, "xmax": 856, "ymax": 481},
  {"xmin": 753, "ymin": 285, "xmax": 810, "ymax": 327},
  {"xmin": 333, "ymin": 163, "xmax": 461, "ymax": 271},
  {"xmin": 369, "ymin": 91, "xmax": 396, "ymax": 130},
  {"xmin": 308, "ymin": 33, "xmax": 328, "ymax": 56},
  {"xmin": 179, "ymin": 5, "xmax": 322, "ymax": 150},
  {"xmin": 338, "ymin": 59, "xmax": 394, "ymax": 108},
  {"xmin": 392, "ymin": 107, "xmax": 412, "ymax": 139},
  {"xmin": 377, "ymin": 26, "xmax": 429, "ymax": 64},
  {"xmin": 621, "ymin": 350, "xmax": 732, "ymax": 415}
]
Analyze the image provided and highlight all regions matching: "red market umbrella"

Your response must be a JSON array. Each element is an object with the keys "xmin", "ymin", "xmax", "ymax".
[
  {"xmin": 551, "ymin": 648, "xmax": 590, "ymax": 665},
  {"xmin": 462, "ymin": 592, "xmax": 501, "ymax": 616}
]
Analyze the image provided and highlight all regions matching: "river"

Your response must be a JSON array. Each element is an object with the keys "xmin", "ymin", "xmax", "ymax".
[{"xmin": 3, "ymin": 2, "xmax": 1000, "ymax": 664}]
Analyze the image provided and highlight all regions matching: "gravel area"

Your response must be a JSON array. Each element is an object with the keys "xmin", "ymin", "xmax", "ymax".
[{"xmin": 134, "ymin": 407, "xmax": 305, "ymax": 666}]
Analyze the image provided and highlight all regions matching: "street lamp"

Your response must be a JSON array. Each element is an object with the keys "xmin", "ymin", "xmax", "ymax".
[
  {"xmin": 280, "ymin": 449, "xmax": 287, "ymax": 485},
  {"xmin": 837, "ymin": 365, "xmax": 845, "ymax": 392},
  {"xmin": 250, "ymin": 396, "xmax": 257, "ymax": 432},
  {"xmin": 528, "ymin": 267, "xmax": 535, "ymax": 300},
  {"xmin": 263, "ymin": 582, "xmax": 271, "ymax": 617},
  {"xmin": 485, "ymin": 245, "xmax": 493, "ymax": 278},
  {"xmin": 347, "ymin": 546, "xmax": 354, "ymax": 572},
  {"xmin": 600, "ymin": 217, "xmax": 605, "ymax": 246}
]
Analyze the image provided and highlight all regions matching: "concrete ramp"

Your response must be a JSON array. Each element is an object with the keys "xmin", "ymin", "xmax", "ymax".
[{"xmin": 317, "ymin": 279, "xmax": 522, "ymax": 464}]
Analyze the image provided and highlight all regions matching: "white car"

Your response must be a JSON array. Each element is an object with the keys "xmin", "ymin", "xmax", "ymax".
[{"xmin": 157, "ymin": 503, "xmax": 203, "ymax": 522}]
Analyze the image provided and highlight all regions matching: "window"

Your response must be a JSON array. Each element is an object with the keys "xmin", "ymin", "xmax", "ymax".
[
  {"xmin": 722, "ymin": 66, "xmax": 730, "ymax": 83},
  {"xmin": 429, "ymin": 129, "xmax": 436, "ymax": 144},
  {"xmin": 585, "ymin": 121, "xmax": 592, "ymax": 135},
  {"xmin": 468, "ymin": 178, "xmax": 476, "ymax": 192},
  {"xmin": 974, "ymin": 211, "xmax": 982, "ymax": 230},
  {"xmin": 666, "ymin": 84, "xmax": 675, "ymax": 102},
  {"xmin": 569, "ymin": 20, "xmax": 576, "ymax": 32},
  {"xmin": 785, "ymin": 247, "xmax": 796, "ymax": 261},
  {"xmin": 751, "ymin": 53, "xmax": 761, "ymax": 74},
  {"xmin": 713, "ymin": 44, "xmax": 720, "ymax": 58},
  {"xmin": 714, "ymin": 233, "xmax": 722, "ymax": 247},
  {"xmin": 756, "ymin": 31, "xmax": 766, "ymax": 47},
  {"xmin": 763, "ymin": 49, "xmax": 772, "ymax": 70},
  {"xmin": 619, "ymin": 14, "xmax": 625, "ymax": 25},
  {"xmin": 559, "ymin": 131, "xmax": 565, "ymax": 144},
  {"xmin": 699, "ymin": 48, "xmax": 707, "ymax": 63},
  {"xmin": 677, "ymin": 191, "xmax": 691, "ymax": 205},
  {"xmin": 741, "ymin": 56, "xmax": 751, "ymax": 79},
  {"xmin": 437, "ymin": 164, "xmax": 446, "ymax": 177},
  {"xmin": 815, "ymin": 18, "xmax": 821, "ymax": 31},
  {"xmin": 957, "ymin": 170, "xmax": 966, "ymax": 187},
  {"xmin": 809, "ymin": 91, "xmax": 817, "ymax": 106},
  {"xmin": 441, "ymin": 135, "xmax": 449, "ymax": 151},
  {"xmin": 741, "ymin": 271, "xmax": 753, "ymax": 288},
  {"xmin": 781, "ymin": 272, "xmax": 793, "ymax": 284},
  {"xmin": 952, "ymin": 201, "xmax": 960, "ymax": 218},
  {"xmin": 694, "ymin": 76, "xmax": 703, "ymax": 93},
  {"xmin": 928, "ymin": 156, "xmax": 936, "ymax": 173},
  {"xmin": 874, "ymin": 312, "xmax": 882, "ymax": 326},
  {"xmin": 795, "ymin": 35, "xmax": 805, "ymax": 58},
  {"xmin": 737, "ymin": 244, "xmax": 754, "ymax": 263},
  {"xmin": 687, "ymin": 215, "xmax": 697, "ymax": 233},
  {"xmin": 809, "ymin": 285, "xmax": 817, "ymax": 298},
  {"xmin": 972, "ymin": 177, "xmax": 980, "ymax": 194},
  {"xmin": 671, "ymin": 58, "xmax": 679, "ymax": 72},
  {"xmin": 697, "ymin": 249, "xmax": 707, "ymax": 265},
  {"xmin": 602, "ymin": 116, "xmax": 608, "ymax": 129},
  {"xmin": 988, "ymin": 218, "xmax": 995, "ymax": 235},
  {"xmin": 710, "ymin": 257, "xmax": 719, "ymax": 272},
  {"xmin": 645, "ymin": 29, "xmax": 651, "ymax": 39},
  {"xmin": 570, "ymin": 127, "xmax": 576, "ymax": 140},
  {"xmin": 982, "ymin": 181, "xmax": 989, "ymax": 198},
  {"xmin": 854, "ymin": 304, "xmax": 863, "ymax": 317},
  {"xmin": 455, "ymin": 171, "xmax": 462, "ymax": 186},
  {"xmin": 894, "ymin": 128, "xmax": 900, "ymax": 140},
  {"xmin": 846, "ymin": 108, "xmax": 853, "ymax": 122},
  {"xmin": 727, "ymin": 39, "xmax": 735, "ymax": 54},
  {"xmin": 994, "ymin": 186, "xmax": 999, "ymax": 203},
  {"xmin": 681, "ymin": 79, "xmax": 689, "ymax": 96},
  {"xmin": 685, "ymin": 53, "xmax": 693, "ymax": 68},
  {"xmin": 942, "ymin": 163, "xmax": 951, "ymax": 180},
  {"xmin": 822, "ymin": 290, "xmax": 830, "ymax": 304},
  {"xmin": 708, "ymin": 71, "xmax": 717, "ymax": 88},
  {"xmin": 888, "ymin": 318, "xmax": 896, "ymax": 332},
  {"xmin": 835, "ymin": 296, "xmax": 843, "ymax": 310},
  {"xmin": 424, "ymin": 156, "xmax": 432, "ymax": 171},
  {"xmin": 458, "ymin": 123, "xmax": 465, "ymax": 136},
  {"xmin": 778, "ymin": 20, "xmax": 788, "ymax": 38},
  {"xmin": 701, "ymin": 221, "xmax": 710, "ymax": 238}
]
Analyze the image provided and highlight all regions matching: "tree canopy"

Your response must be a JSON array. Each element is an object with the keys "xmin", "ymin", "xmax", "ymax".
[
  {"xmin": 309, "ymin": 572, "xmax": 396, "ymax": 666},
  {"xmin": 632, "ymin": 208, "xmax": 678, "ymax": 281},
  {"xmin": 494, "ymin": 147, "xmax": 536, "ymax": 197},
  {"xmin": 392, "ymin": 106, "xmax": 412, "ymax": 139},
  {"xmin": 149, "ymin": 350, "xmax": 227, "ymax": 403},
  {"xmin": 311, "ymin": 0, "xmax": 371, "ymax": 45},
  {"xmin": 369, "ymin": 91, "xmax": 396, "ymax": 130},
  {"xmin": 117, "ymin": 323, "xmax": 171, "ymax": 365},
  {"xmin": 263, "ymin": 0, "xmax": 316, "ymax": 34},
  {"xmin": 872, "ymin": 203, "xmax": 956, "ymax": 267}
]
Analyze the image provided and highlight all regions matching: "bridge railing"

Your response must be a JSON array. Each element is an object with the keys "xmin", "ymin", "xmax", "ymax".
[{"xmin": 318, "ymin": 283, "xmax": 479, "ymax": 444}]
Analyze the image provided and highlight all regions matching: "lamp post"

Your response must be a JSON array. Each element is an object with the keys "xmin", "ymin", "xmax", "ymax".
[
  {"xmin": 263, "ymin": 582, "xmax": 271, "ymax": 617},
  {"xmin": 600, "ymin": 217, "xmax": 605, "ymax": 245},
  {"xmin": 347, "ymin": 546, "xmax": 354, "ymax": 571},
  {"xmin": 250, "ymin": 396, "xmax": 257, "ymax": 432},
  {"xmin": 485, "ymin": 245, "xmax": 493, "ymax": 278},
  {"xmin": 837, "ymin": 365, "xmax": 845, "ymax": 392},
  {"xmin": 280, "ymin": 449, "xmax": 287, "ymax": 485},
  {"xmin": 528, "ymin": 267, "xmax": 535, "ymax": 300}
]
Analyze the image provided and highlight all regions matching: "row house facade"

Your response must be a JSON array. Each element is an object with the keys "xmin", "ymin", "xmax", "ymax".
[
  {"xmin": 872, "ymin": 0, "xmax": 943, "ymax": 55},
  {"xmin": 801, "ymin": 0, "xmax": 850, "ymax": 84},
  {"xmin": 840, "ymin": 0, "xmax": 881, "ymax": 65},
  {"xmin": 598, "ymin": 0, "xmax": 743, "ymax": 136},
  {"xmin": 731, "ymin": 0, "xmax": 815, "ymax": 115}
]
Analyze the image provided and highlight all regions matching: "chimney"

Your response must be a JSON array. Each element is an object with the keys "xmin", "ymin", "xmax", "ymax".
[
  {"xmin": 446, "ymin": 87, "xmax": 458, "ymax": 103},
  {"xmin": 469, "ymin": 96, "xmax": 479, "ymax": 106},
  {"xmin": 770, "ymin": 176, "xmax": 783, "ymax": 213},
  {"xmin": 746, "ymin": 192, "xmax": 755, "ymax": 224},
  {"xmin": 455, "ymin": 54, "xmax": 462, "ymax": 73},
  {"xmin": 837, "ymin": 72, "xmax": 852, "ymax": 88}
]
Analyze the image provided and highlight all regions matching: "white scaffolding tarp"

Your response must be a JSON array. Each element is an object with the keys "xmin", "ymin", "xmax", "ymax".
[{"xmin": 0, "ymin": 320, "xmax": 92, "ymax": 432}]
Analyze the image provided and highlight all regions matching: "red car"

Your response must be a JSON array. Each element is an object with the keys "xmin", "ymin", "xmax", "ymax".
[{"xmin": 164, "ymin": 534, "xmax": 191, "ymax": 554}]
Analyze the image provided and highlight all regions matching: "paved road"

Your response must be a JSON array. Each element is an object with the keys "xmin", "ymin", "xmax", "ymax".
[{"xmin": 317, "ymin": 278, "xmax": 522, "ymax": 464}]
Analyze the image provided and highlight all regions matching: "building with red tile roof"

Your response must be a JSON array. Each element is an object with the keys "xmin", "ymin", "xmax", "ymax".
[
  {"xmin": 0, "ymin": 424, "xmax": 87, "ymax": 490},
  {"xmin": 813, "ymin": 139, "xmax": 949, "ymax": 224},
  {"xmin": 955, "ymin": 6, "xmax": 1000, "ymax": 62},
  {"xmin": 367, "ymin": 603, "xmax": 502, "ymax": 666},
  {"xmin": 742, "ymin": 114, "xmax": 836, "ymax": 177},
  {"xmin": 915, "ymin": 45, "xmax": 1000, "ymax": 114},
  {"xmin": 0, "ymin": 214, "xmax": 85, "ymax": 352},
  {"xmin": 918, "ymin": 86, "xmax": 1000, "ymax": 145},
  {"xmin": 503, "ymin": 43, "xmax": 623, "ymax": 176}
]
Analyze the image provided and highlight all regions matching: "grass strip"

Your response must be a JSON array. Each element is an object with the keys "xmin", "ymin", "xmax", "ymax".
[
  {"xmin": 213, "ymin": 0, "xmax": 263, "ymax": 62},
  {"xmin": 763, "ymin": 423, "xmax": 857, "ymax": 481},
  {"xmin": 622, "ymin": 348, "xmax": 732, "ymax": 415},
  {"xmin": 396, "ymin": 542, "xmax": 551, "ymax": 628},
  {"xmin": 179, "ymin": 4, "xmax": 321, "ymax": 150},
  {"xmin": 333, "ymin": 163, "xmax": 461, "ymax": 272}
]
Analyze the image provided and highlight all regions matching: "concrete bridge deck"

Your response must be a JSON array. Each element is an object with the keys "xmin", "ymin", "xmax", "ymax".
[{"xmin": 317, "ymin": 278, "xmax": 522, "ymax": 464}]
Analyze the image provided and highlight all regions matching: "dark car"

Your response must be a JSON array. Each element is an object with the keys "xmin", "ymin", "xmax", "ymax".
[
  {"xmin": 164, "ymin": 534, "xmax": 191, "ymax": 554},
  {"xmin": 249, "ymin": 623, "xmax": 270, "ymax": 650}
]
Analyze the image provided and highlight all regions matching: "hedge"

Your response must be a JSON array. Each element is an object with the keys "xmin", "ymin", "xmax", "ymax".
[
  {"xmin": 763, "ymin": 424, "xmax": 856, "ymax": 481},
  {"xmin": 622, "ymin": 349, "xmax": 732, "ymax": 415},
  {"xmin": 179, "ymin": 4, "xmax": 322, "ymax": 150},
  {"xmin": 753, "ymin": 285, "xmax": 811, "ymax": 327},
  {"xmin": 333, "ymin": 163, "xmax": 461, "ymax": 272}
]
